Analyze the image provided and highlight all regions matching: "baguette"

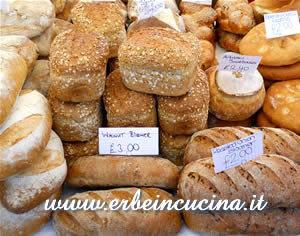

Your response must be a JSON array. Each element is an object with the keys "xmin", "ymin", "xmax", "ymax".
[
  {"xmin": 0, "ymin": 50, "xmax": 27, "ymax": 125},
  {"xmin": 0, "ymin": 131, "xmax": 67, "ymax": 213},
  {"xmin": 53, "ymin": 188, "xmax": 182, "ymax": 236},
  {"xmin": 184, "ymin": 127, "xmax": 300, "ymax": 164},
  {"xmin": 67, "ymin": 155, "xmax": 179, "ymax": 189},
  {"xmin": 0, "ymin": 90, "xmax": 52, "ymax": 180},
  {"xmin": 178, "ymin": 154, "xmax": 300, "ymax": 208},
  {"xmin": 184, "ymin": 208, "xmax": 300, "ymax": 234}
]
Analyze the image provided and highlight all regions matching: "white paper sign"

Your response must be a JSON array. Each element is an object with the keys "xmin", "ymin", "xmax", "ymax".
[
  {"xmin": 0, "ymin": 0, "xmax": 9, "ymax": 12},
  {"xmin": 182, "ymin": 0, "xmax": 212, "ymax": 5},
  {"xmin": 99, "ymin": 127, "xmax": 159, "ymax": 155},
  {"xmin": 137, "ymin": 0, "xmax": 165, "ymax": 20},
  {"xmin": 212, "ymin": 133, "xmax": 264, "ymax": 173},
  {"xmin": 264, "ymin": 11, "xmax": 300, "ymax": 39},
  {"xmin": 217, "ymin": 52, "xmax": 262, "ymax": 73}
]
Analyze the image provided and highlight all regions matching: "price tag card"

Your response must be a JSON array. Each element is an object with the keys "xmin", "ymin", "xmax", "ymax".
[
  {"xmin": 181, "ymin": 0, "xmax": 212, "ymax": 5},
  {"xmin": 0, "ymin": 0, "xmax": 9, "ymax": 12},
  {"xmin": 217, "ymin": 52, "xmax": 262, "ymax": 73},
  {"xmin": 264, "ymin": 11, "xmax": 300, "ymax": 39},
  {"xmin": 99, "ymin": 127, "xmax": 159, "ymax": 156},
  {"xmin": 212, "ymin": 133, "xmax": 263, "ymax": 173},
  {"xmin": 137, "ymin": 0, "xmax": 165, "ymax": 20}
]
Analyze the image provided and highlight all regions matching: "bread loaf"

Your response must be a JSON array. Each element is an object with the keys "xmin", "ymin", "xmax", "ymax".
[
  {"xmin": 50, "ymin": 30, "xmax": 109, "ymax": 102},
  {"xmin": 67, "ymin": 155, "xmax": 179, "ymax": 189},
  {"xmin": 0, "ymin": 50, "xmax": 27, "ymax": 125},
  {"xmin": 178, "ymin": 154, "xmax": 300, "ymax": 208},
  {"xmin": 198, "ymin": 40, "xmax": 215, "ymax": 70},
  {"xmin": 0, "ymin": 35, "xmax": 39, "ymax": 74},
  {"xmin": 184, "ymin": 208, "xmax": 300, "ymax": 234},
  {"xmin": 119, "ymin": 27, "xmax": 201, "ymax": 96},
  {"xmin": 0, "ymin": 190, "xmax": 61, "ymax": 236},
  {"xmin": 0, "ymin": 131, "xmax": 66, "ymax": 213},
  {"xmin": 158, "ymin": 67, "xmax": 209, "ymax": 135},
  {"xmin": 53, "ymin": 188, "xmax": 182, "ymax": 235},
  {"xmin": 0, "ymin": 0, "xmax": 55, "ymax": 38},
  {"xmin": 258, "ymin": 63, "xmax": 300, "ymax": 81},
  {"xmin": 56, "ymin": 0, "xmax": 79, "ymax": 20},
  {"xmin": 51, "ymin": 0, "xmax": 67, "ymax": 14},
  {"xmin": 103, "ymin": 69, "xmax": 157, "ymax": 127},
  {"xmin": 184, "ymin": 127, "xmax": 300, "ymax": 164},
  {"xmin": 180, "ymin": 1, "xmax": 211, "ymax": 14},
  {"xmin": 216, "ymin": 28, "xmax": 243, "ymax": 53},
  {"xmin": 0, "ymin": 90, "xmax": 52, "ymax": 180}
]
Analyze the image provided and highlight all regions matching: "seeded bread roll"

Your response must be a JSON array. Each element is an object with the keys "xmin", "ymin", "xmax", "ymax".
[
  {"xmin": 49, "ymin": 91, "xmax": 102, "ymax": 142},
  {"xmin": 208, "ymin": 113, "xmax": 254, "ymax": 128},
  {"xmin": 0, "ymin": 190, "xmax": 61, "ymax": 236},
  {"xmin": 184, "ymin": 208, "xmax": 300, "ymax": 234},
  {"xmin": 0, "ymin": 90, "xmax": 52, "ymax": 180},
  {"xmin": 256, "ymin": 110, "xmax": 278, "ymax": 128},
  {"xmin": 258, "ymin": 63, "xmax": 300, "ymax": 81},
  {"xmin": 0, "ymin": 131, "xmax": 67, "ymax": 213},
  {"xmin": 50, "ymin": 30, "xmax": 109, "ymax": 102},
  {"xmin": 53, "ymin": 188, "xmax": 182, "ymax": 235},
  {"xmin": 158, "ymin": 67, "xmax": 209, "ymax": 135},
  {"xmin": 67, "ymin": 155, "xmax": 179, "ymax": 189},
  {"xmin": 0, "ymin": 0, "xmax": 55, "ymax": 38},
  {"xmin": 184, "ymin": 127, "xmax": 300, "ymax": 164},
  {"xmin": 263, "ymin": 80, "xmax": 300, "ymax": 134},
  {"xmin": 239, "ymin": 23, "xmax": 300, "ymax": 66},
  {"xmin": 214, "ymin": 0, "xmax": 256, "ymax": 35},
  {"xmin": 160, "ymin": 130, "xmax": 191, "ymax": 166},
  {"xmin": 71, "ymin": 1, "xmax": 126, "ymax": 58},
  {"xmin": 179, "ymin": 154, "xmax": 300, "ymax": 208},
  {"xmin": 104, "ymin": 69, "xmax": 157, "ymax": 127},
  {"xmin": 63, "ymin": 136, "xmax": 99, "ymax": 162},
  {"xmin": 216, "ymin": 28, "xmax": 243, "ymax": 53},
  {"xmin": 0, "ymin": 50, "xmax": 27, "ymax": 125},
  {"xmin": 119, "ymin": 27, "xmax": 201, "ymax": 96}
]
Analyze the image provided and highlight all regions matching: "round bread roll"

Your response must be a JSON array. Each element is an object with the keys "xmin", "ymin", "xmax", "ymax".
[
  {"xmin": 256, "ymin": 110, "xmax": 278, "ymax": 128},
  {"xmin": 0, "ymin": 0, "xmax": 55, "ymax": 38},
  {"xmin": 199, "ymin": 40, "xmax": 215, "ymax": 70},
  {"xmin": 216, "ymin": 28, "xmax": 243, "ymax": 53},
  {"xmin": 49, "ymin": 91, "xmax": 102, "ymax": 142},
  {"xmin": 263, "ymin": 80, "xmax": 300, "ymax": 133},
  {"xmin": 0, "ymin": 90, "xmax": 52, "ymax": 180},
  {"xmin": 208, "ymin": 113, "xmax": 254, "ymax": 128},
  {"xmin": 23, "ymin": 60, "xmax": 50, "ymax": 96},
  {"xmin": 71, "ymin": 1, "xmax": 126, "ymax": 58},
  {"xmin": 240, "ymin": 23, "xmax": 300, "ymax": 66},
  {"xmin": 0, "ymin": 50, "xmax": 27, "ymax": 125},
  {"xmin": 160, "ymin": 130, "xmax": 190, "ymax": 166},
  {"xmin": 0, "ymin": 190, "xmax": 61, "ymax": 236},
  {"xmin": 50, "ymin": 30, "xmax": 109, "ymax": 102},
  {"xmin": 104, "ymin": 69, "xmax": 157, "ymax": 128},
  {"xmin": 0, "ymin": 35, "xmax": 39, "ymax": 75},
  {"xmin": 207, "ymin": 66, "xmax": 265, "ymax": 121},
  {"xmin": 51, "ymin": 0, "xmax": 67, "ymax": 14},
  {"xmin": 214, "ymin": 0, "xmax": 256, "ymax": 35},
  {"xmin": 158, "ymin": 67, "xmax": 209, "ymax": 135},
  {"xmin": 258, "ymin": 63, "xmax": 300, "ymax": 81},
  {"xmin": 0, "ymin": 131, "xmax": 67, "ymax": 213}
]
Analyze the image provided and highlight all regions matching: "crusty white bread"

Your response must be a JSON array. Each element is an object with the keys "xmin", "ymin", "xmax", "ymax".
[
  {"xmin": 0, "ymin": 50, "xmax": 27, "ymax": 125},
  {"xmin": 0, "ymin": 131, "xmax": 67, "ymax": 213},
  {"xmin": 0, "ymin": 90, "xmax": 52, "ymax": 180}
]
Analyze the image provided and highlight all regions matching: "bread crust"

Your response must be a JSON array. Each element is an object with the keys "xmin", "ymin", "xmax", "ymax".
[
  {"xmin": 184, "ymin": 127, "xmax": 300, "ymax": 165},
  {"xmin": 198, "ymin": 40, "xmax": 215, "ymax": 70},
  {"xmin": 53, "ymin": 188, "xmax": 182, "ymax": 235},
  {"xmin": 0, "ymin": 90, "xmax": 52, "ymax": 180},
  {"xmin": 208, "ymin": 113, "xmax": 254, "ymax": 128},
  {"xmin": 217, "ymin": 28, "xmax": 243, "ymax": 53},
  {"xmin": 0, "ymin": 131, "xmax": 67, "ymax": 213},
  {"xmin": 256, "ymin": 110, "xmax": 278, "ymax": 128},
  {"xmin": 179, "ymin": 154, "xmax": 300, "ymax": 208},
  {"xmin": 258, "ymin": 63, "xmax": 300, "ymax": 80},
  {"xmin": 104, "ymin": 69, "xmax": 157, "ymax": 127}
]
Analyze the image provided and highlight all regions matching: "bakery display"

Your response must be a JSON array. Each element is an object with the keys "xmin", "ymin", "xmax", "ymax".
[{"xmin": 263, "ymin": 80, "xmax": 300, "ymax": 133}]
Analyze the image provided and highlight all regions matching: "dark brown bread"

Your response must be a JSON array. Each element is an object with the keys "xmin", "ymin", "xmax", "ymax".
[
  {"xmin": 178, "ymin": 154, "xmax": 300, "ymax": 208},
  {"xmin": 53, "ymin": 188, "xmax": 182, "ymax": 236},
  {"xmin": 184, "ymin": 127, "xmax": 300, "ymax": 164}
]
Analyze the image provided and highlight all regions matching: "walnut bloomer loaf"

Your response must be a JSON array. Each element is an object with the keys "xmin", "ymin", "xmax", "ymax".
[
  {"xmin": 178, "ymin": 154, "xmax": 300, "ymax": 208},
  {"xmin": 184, "ymin": 127, "xmax": 300, "ymax": 165},
  {"xmin": 119, "ymin": 27, "xmax": 202, "ymax": 96},
  {"xmin": 53, "ymin": 188, "xmax": 182, "ymax": 235}
]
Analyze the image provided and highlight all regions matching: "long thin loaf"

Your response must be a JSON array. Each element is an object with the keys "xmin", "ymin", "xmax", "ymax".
[{"xmin": 184, "ymin": 127, "xmax": 300, "ymax": 164}]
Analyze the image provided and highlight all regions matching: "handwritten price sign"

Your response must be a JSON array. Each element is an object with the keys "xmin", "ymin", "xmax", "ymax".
[
  {"xmin": 264, "ymin": 11, "xmax": 300, "ymax": 39},
  {"xmin": 98, "ymin": 127, "xmax": 159, "ymax": 156},
  {"xmin": 137, "ymin": 0, "xmax": 165, "ymax": 20},
  {"xmin": 211, "ymin": 133, "xmax": 264, "ymax": 173}
]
